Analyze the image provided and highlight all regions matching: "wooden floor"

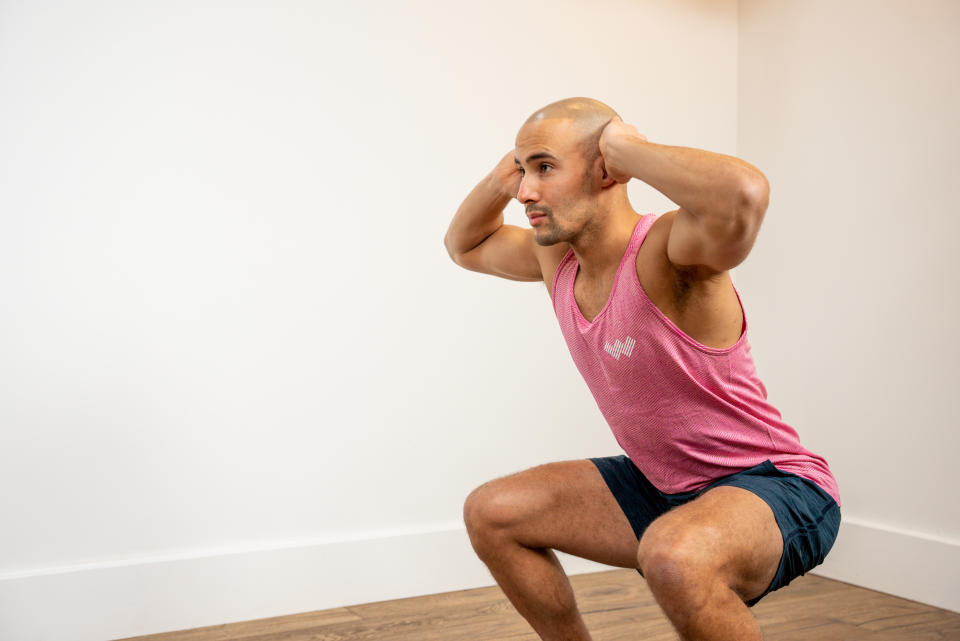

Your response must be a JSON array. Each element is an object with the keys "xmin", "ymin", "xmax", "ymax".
[{"xmin": 119, "ymin": 570, "xmax": 960, "ymax": 641}]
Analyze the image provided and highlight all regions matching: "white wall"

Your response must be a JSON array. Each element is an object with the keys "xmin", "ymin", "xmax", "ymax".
[
  {"xmin": 0, "ymin": 1, "xmax": 742, "ymax": 639},
  {"xmin": 9, "ymin": 2, "xmax": 955, "ymax": 639},
  {"xmin": 736, "ymin": 0, "xmax": 960, "ymax": 611}
]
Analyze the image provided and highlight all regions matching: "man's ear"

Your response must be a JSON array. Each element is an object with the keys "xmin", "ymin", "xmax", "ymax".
[{"xmin": 595, "ymin": 155, "xmax": 617, "ymax": 188}]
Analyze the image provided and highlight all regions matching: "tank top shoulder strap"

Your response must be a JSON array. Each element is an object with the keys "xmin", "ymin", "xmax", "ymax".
[
  {"xmin": 551, "ymin": 213, "xmax": 657, "ymax": 308},
  {"xmin": 551, "ymin": 246, "xmax": 577, "ymax": 303},
  {"xmin": 623, "ymin": 213, "xmax": 658, "ymax": 266}
]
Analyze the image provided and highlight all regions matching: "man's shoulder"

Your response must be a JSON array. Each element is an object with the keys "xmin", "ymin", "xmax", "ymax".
[
  {"xmin": 641, "ymin": 210, "xmax": 731, "ymax": 289},
  {"xmin": 638, "ymin": 211, "xmax": 736, "ymax": 326}
]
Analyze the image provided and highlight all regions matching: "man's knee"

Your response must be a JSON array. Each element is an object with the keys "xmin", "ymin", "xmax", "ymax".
[
  {"xmin": 463, "ymin": 484, "xmax": 490, "ymax": 532},
  {"xmin": 637, "ymin": 523, "xmax": 725, "ymax": 603},
  {"xmin": 463, "ymin": 481, "xmax": 527, "ymax": 538}
]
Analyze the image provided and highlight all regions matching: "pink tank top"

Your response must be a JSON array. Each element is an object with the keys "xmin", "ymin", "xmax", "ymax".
[{"xmin": 552, "ymin": 213, "xmax": 841, "ymax": 506}]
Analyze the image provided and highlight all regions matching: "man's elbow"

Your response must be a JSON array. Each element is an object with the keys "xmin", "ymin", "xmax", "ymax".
[
  {"xmin": 741, "ymin": 175, "xmax": 769, "ymax": 215},
  {"xmin": 444, "ymin": 235, "xmax": 462, "ymax": 265}
]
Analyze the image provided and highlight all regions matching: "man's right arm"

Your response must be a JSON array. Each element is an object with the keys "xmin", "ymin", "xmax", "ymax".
[{"xmin": 443, "ymin": 151, "xmax": 543, "ymax": 282}]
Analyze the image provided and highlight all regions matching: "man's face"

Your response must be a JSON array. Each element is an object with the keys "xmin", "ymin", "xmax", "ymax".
[{"xmin": 514, "ymin": 117, "xmax": 597, "ymax": 246}]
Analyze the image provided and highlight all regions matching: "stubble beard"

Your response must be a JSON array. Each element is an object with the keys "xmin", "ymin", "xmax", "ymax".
[
  {"xmin": 532, "ymin": 171, "xmax": 597, "ymax": 247},
  {"xmin": 533, "ymin": 218, "xmax": 566, "ymax": 246}
]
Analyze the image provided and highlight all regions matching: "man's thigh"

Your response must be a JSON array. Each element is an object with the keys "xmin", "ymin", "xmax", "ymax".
[
  {"xmin": 637, "ymin": 485, "xmax": 784, "ymax": 603},
  {"xmin": 463, "ymin": 459, "xmax": 641, "ymax": 569}
]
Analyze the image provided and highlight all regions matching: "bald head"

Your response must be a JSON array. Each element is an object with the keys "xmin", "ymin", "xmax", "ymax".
[
  {"xmin": 520, "ymin": 97, "xmax": 620, "ymax": 174},
  {"xmin": 524, "ymin": 96, "xmax": 620, "ymax": 128}
]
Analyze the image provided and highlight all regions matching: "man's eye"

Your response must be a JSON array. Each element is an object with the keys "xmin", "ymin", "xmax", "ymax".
[{"xmin": 517, "ymin": 164, "xmax": 552, "ymax": 176}]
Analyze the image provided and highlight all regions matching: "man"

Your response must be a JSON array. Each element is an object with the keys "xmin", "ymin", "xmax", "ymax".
[{"xmin": 443, "ymin": 97, "xmax": 841, "ymax": 641}]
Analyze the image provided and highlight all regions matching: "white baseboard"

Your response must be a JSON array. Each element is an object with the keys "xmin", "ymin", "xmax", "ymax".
[
  {"xmin": 1, "ymin": 518, "xmax": 956, "ymax": 641},
  {"xmin": 811, "ymin": 516, "xmax": 960, "ymax": 614}
]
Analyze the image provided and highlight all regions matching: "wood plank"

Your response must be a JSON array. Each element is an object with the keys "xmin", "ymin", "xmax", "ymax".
[
  {"xmin": 113, "ymin": 608, "xmax": 362, "ymax": 641},
  {"xmin": 113, "ymin": 569, "xmax": 960, "ymax": 641}
]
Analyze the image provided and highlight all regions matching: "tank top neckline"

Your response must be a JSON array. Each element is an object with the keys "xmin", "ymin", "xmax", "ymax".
[{"xmin": 570, "ymin": 215, "xmax": 648, "ymax": 328}]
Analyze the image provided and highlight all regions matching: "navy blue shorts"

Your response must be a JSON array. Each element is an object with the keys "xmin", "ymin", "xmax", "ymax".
[{"xmin": 588, "ymin": 455, "xmax": 841, "ymax": 607}]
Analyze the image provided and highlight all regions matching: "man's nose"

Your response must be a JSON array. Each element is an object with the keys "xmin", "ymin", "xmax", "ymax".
[{"xmin": 516, "ymin": 176, "xmax": 539, "ymax": 203}]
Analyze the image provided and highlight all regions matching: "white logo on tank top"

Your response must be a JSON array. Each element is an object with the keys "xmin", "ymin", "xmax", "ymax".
[{"xmin": 604, "ymin": 336, "xmax": 636, "ymax": 360}]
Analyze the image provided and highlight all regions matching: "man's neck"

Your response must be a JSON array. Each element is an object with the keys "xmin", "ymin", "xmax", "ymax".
[{"xmin": 570, "ymin": 206, "xmax": 642, "ymax": 281}]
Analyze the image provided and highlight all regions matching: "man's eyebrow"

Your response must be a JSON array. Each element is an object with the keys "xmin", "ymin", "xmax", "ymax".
[{"xmin": 514, "ymin": 152, "xmax": 559, "ymax": 165}]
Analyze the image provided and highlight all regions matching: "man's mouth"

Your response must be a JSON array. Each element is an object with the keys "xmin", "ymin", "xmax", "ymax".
[{"xmin": 529, "ymin": 213, "xmax": 548, "ymax": 225}]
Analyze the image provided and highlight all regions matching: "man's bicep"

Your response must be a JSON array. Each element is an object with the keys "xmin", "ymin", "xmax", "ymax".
[{"xmin": 451, "ymin": 224, "xmax": 543, "ymax": 282}]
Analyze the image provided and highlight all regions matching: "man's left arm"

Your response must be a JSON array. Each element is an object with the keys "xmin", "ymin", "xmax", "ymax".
[{"xmin": 599, "ymin": 118, "xmax": 770, "ymax": 274}]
